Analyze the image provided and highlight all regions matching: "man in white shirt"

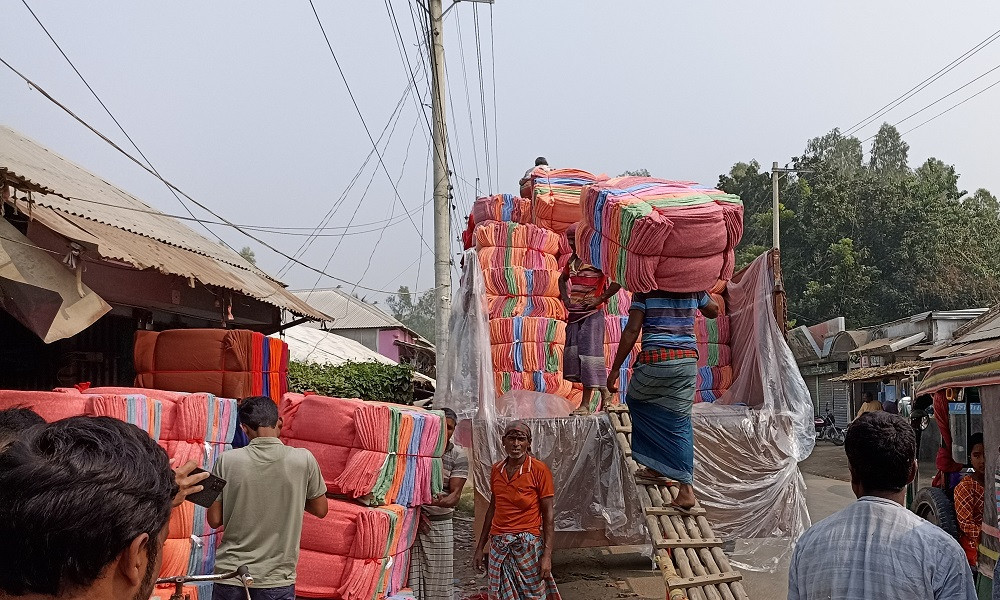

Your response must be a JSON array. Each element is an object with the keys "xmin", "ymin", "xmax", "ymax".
[{"xmin": 788, "ymin": 411, "xmax": 975, "ymax": 600}]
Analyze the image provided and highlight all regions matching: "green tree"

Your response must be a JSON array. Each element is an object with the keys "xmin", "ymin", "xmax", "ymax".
[
  {"xmin": 239, "ymin": 246, "xmax": 256, "ymax": 265},
  {"xmin": 868, "ymin": 123, "xmax": 910, "ymax": 181},
  {"xmin": 386, "ymin": 286, "xmax": 436, "ymax": 342}
]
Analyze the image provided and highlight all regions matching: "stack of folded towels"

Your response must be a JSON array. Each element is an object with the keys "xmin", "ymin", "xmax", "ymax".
[{"xmin": 521, "ymin": 167, "xmax": 607, "ymax": 234}]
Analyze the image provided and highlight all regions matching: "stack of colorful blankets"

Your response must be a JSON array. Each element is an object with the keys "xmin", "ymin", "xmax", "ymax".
[
  {"xmin": 694, "ymin": 291, "xmax": 734, "ymax": 403},
  {"xmin": 280, "ymin": 393, "xmax": 435, "ymax": 599},
  {"xmin": 134, "ymin": 329, "xmax": 289, "ymax": 403},
  {"xmin": 474, "ymin": 218, "xmax": 572, "ymax": 397},
  {"xmin": 576, "ymin": 177, "xmax": 744, "ymax": 293},
  {"xmin": 298, "ymin": 499, "xmax": 419, "ymax": 600},
  {"xmin": 279, "ymin": 393, "xmax": 445, "ymax": 507},
  {"xmin": 463, "ymin": 194, "xmax": 532, "ymax": 250},
  {"xmin": 521, "ymin": 167, "xmax": 607, "ymax": 234}
]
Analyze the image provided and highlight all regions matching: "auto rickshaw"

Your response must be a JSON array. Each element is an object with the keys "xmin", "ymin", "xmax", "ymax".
[{"xmin": 911, "ymin": 350, "xmax": 1000, "ymax": 599}]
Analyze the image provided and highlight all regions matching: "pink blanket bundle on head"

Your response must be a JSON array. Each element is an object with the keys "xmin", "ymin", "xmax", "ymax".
[{"xmin": 576, "ymin": 176, "xmax": 743, "ymax": 292}]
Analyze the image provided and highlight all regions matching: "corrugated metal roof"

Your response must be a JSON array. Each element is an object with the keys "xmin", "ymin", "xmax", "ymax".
[
  {"xmin": 0, "ymin": 125, "xmax": 327, "ymax": 320},
  {"xmin": 279, "ymin": 325, "xmax": 434, "ymax": 385},
  {"xmin": 831, "ymin": 360, "xmax": 930, "ymax": 382},
  {"xmin": 293, "ymin": 288, "xmax": 403, "ymax": 329}
]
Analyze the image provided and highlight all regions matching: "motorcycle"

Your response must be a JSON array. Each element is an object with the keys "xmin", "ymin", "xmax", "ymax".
[{"xmin": 814, "ymin": 404, "xmax": 846, "ymax": 445}]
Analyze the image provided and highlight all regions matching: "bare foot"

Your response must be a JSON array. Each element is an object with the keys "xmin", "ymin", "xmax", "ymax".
[{"xmin": 671, "ymin": 483, "xmax": 696, "ymax": 509}]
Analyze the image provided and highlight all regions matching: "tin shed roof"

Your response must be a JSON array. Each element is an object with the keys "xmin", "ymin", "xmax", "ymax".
[{"xmin": 0, "ymin": 125, "xmax": 327, "ymax": 320}]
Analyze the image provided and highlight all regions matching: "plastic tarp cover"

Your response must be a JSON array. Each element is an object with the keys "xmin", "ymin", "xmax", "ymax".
[
  {"xmin": 438, "ymin": 250, "xmax": 645, "ymax": 547},
  {"xmin": 692, "ymin": 251, "xmax": 815, "ymax": 571}
]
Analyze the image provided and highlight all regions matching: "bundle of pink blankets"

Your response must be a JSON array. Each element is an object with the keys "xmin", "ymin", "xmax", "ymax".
[
  {"xmin": 279, "ymin": 393, "xmax": 445, "ymax": 507},
  {"xmin": 297, "ymin": 498, "xmax": 418, "ymax": 600},
  {"xmin": 471, "ymin": 194, "xmax": 532, "ymax": 226},
  {"xmin": 577, "ymin": 177, "xmax": 743, "ymax": 293},
  {"xmin": 693, "ymin": 291, "xmax": 735, "ymax": 404}
]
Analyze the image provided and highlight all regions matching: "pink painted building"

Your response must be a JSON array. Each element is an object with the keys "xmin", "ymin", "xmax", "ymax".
[{"xmin": 292, "ymin": 288, "xmax": 436, "ymax": 378}]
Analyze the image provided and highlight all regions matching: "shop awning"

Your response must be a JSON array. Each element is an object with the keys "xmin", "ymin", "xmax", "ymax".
[
  {"xmin": 0, "ymin": 217, "xmax": 110, "ymax": 342},
  {"xmin": 850, "ymin": 332, "xmax": 926, "ymax": 356}
]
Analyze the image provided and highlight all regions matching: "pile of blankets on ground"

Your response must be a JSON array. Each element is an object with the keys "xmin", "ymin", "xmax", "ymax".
[
  {"xmin": 280, "ymin": 392, "xmax": 442, "ymax": 599},
  {"xmin": 474, "ymin": 208, "xmax": 572, "ymax": 398},
  {"xmin": 0, "ymin": 386, "xmax": 239, "ymax": 600},
  {"xmin": 298, "ymin": 498, "xmax": 419, "ymax": 600},
  {"xmin": 134, "ymin": 329, "xmax": 289, "ymax": 403},
  {"xmin": 521, "ymin": 167, "xmax": 607, "ymax": 234},
  {"xmin": 576, "ymin": 177, "xmax": 744, "ymax": 293},
  {"xmin": 694, "ymin": 288, "xmax": 734, "ymax": 403}
]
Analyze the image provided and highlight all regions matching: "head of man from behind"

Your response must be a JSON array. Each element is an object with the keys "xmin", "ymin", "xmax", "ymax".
[
  {"xmin": 238, "ymin": 395, "xmax": 282, "ymax": 440},
  {"xmin": 845, "ymin": 411, "xmax": 916, "ymax": 502},
  {"xmin": 0, "ymin": 406, "xmax": 45, "ymax": 445},
  {"xmin": 0, "ymin": 416, "xmax": 177, "ymax": 600}
]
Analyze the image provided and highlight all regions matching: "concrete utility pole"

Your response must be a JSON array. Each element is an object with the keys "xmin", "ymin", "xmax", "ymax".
[
  {"xmin": 428, "ymin": 0, "xmax": 451, "ymax": 375},
  {"xmin": 770, "ymin": 162, "xmax": 812, "ymax": 249}
]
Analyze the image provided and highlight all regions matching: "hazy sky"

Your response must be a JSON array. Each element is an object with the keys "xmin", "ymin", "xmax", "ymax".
[{"xmin": 4, "ymin": 1, "xmax": 1000, "ymax": 302}]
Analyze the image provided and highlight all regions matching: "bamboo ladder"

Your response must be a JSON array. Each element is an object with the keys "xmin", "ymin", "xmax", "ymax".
[{"xmin": 606, "ymin": 404, "xmax": 749, "ymax": 600}]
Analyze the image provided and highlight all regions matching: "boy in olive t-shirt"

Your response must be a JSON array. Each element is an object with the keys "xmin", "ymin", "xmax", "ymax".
[{"xmin": 208, "ymin": 397, "xmax": 328, "ymax": 600}]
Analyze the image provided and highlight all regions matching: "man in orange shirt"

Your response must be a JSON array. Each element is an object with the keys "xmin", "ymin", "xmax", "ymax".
[{"xmin": 474, "ymin": 421, "xmax": 560, "ymax": 599}]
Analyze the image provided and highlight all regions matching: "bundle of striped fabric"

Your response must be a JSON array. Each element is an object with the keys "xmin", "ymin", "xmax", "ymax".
[
  {"xmin": 298, "ymin": 499, "xmax": 419, "ymax": 600},
  {"xmin": 521, "ymin": 167, "xmax": 607, "ymax": 234},
  {"xmin": 46, "ymin": 386, "xmax": 238, "ymax": 586},
  {"xmin": 279, "ymin": 393, "xmax": 445, "ymax": 507},
  {"xmin": 602, "ymin": 289, "xmax": 640, "ymax": 404},
  {"xmin": 134, "ymin": 329, "xmax": 289, "ymax": 404},
  {"xmin": 472, "ymin": 194, "xmax": 533, "ymax": 226},
  {"xmin": 693, "ymin": 290, "xmax": 734, "ymax": 403},
  {"xmin": 490, "ymin": 317, "xmax": 566, "ymax": 375},
  {"xmin": 577, "ymin": 177, "xmax": 743, "ymax": 293},
  {"xmin": 473, "ymin": 216, "xmax": 572, "ymax": 398}
]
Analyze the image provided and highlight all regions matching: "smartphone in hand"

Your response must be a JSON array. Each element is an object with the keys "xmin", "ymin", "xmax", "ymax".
[{"xmin": 185, "ymin": 468, "xmax": 226, "ymax": 508}]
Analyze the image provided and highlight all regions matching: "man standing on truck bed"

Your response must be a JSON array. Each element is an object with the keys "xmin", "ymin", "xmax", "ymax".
[{"xmin": 208, "ymin": 396, "xmax": 328, "ymax": 600}]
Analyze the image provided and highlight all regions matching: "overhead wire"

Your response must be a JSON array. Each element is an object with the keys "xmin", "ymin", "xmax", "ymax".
[
  {"xmin": 859, "ymin": 61, "xmax": 1000, "ymax": 143},
  {"xmin": 472, "ymin": 3, "xmax": 494, "ymax": 194},
  {"xmin": 489, "ymin": 4, "xmax": 500, "ymax": 189},
  {"xmin": 0, "ymin": 55, "xmax": 437, "ymax": 296},
  {"xmin": 453, "ymin": 5, "xmax": 482, "ymax": 198},
  {"xmin": 843, "ymin": 26, "xmax": 1000, "ymax": 137},
  {"xmin": 307, "ymin": 0, "xmax": 432, "ymax": 253},
  {"xmin": 899, "ymin": 77, "xmax": 1000, "ymax": 137},
  {"xmin": 18, "ymin": 0, "xmax": 236, "ymax": 252}
]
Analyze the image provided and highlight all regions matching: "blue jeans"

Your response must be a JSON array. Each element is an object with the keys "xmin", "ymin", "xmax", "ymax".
[{"xmin": 212, "ymin": 583, "xmax": 294, "ymax": 600}]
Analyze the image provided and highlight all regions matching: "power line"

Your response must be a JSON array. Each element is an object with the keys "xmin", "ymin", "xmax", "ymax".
[
  {"xmin": 489, "ymin": 4, "xmax": 500, "ymax": 190},
  {"xmin": 307, "ymin": 0, "xmax": 432, "ymax": 253},
  {"xmin": 472, "ymin": 3, "xmax": 493, "ymax": 193},
  {"xmin": 18, "ymin": 0, "xmax": 234, "ymax": 250},
  {"xmin": 0, "ymin": 55, "xmax": 439, "ymax": 296},
  {"xmin": 843, "ymin": 26, "xmax": 1000, "ymax": 137},
  {"xmin": 453, "ymin": 7, "xmax": 482, "ymax": 198},
  {"xmin": 900, "ymin": 77, "xmax": 1000, "ymax": 137}
]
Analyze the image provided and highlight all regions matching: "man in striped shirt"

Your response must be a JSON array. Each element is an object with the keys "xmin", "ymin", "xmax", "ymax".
[{"xmin": 608, "ymin": 290, "xmax": 718, "ymax": 509}]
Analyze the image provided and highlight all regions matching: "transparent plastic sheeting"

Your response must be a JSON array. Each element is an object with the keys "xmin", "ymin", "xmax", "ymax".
[
  {"xmin": 437, "ymin": 251, "xmax": 646, "ymax": 547},
  {"xmin": 693, "ymin": 251, "xmax": 815, "ymax": 572},
  {"xmin": 434, "ymin": 250, "xmax": 497, "ymax": 448},
  {"xmin": 472, "ymin": 413, "xmax": 648, "ymax": 547}
]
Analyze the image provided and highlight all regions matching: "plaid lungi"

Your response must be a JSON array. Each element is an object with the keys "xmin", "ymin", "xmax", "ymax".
[{"xmin": 487, "ymin": 532, "xmax": 561, "ymax": 600}]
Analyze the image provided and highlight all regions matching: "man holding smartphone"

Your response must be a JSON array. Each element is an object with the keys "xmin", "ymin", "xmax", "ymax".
[{"xmin": 207, "ymin": 396, "xmax": 328, "ymax": 600}]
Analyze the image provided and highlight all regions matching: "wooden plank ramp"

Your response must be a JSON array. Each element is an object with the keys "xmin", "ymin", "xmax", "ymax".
[{"xmin": 607, "ymin": 405, "xmax": 750, "ymax": 600}]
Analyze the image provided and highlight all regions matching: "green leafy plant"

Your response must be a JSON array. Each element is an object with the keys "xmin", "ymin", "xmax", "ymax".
[{"xmin": 287, "ymin": 361, "xmax": 415, "ymax": 405}]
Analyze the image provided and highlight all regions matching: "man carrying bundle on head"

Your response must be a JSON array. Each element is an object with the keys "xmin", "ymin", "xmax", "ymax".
[
  {"xmin": 608, "ymin": 289, "xmax": 719, "ymax": 509},
  {"xmin": 519, "ymin": 156, "xmax": 550, "ymax": 189},
  {"xmin": 559, "ymin": 222, "xmax": 621, "ymax": 413},
  {"xmin": 474, "ymin": 421, "xmax": 560, "ymax": 599}
]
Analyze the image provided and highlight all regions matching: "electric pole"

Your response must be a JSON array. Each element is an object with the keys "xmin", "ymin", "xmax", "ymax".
[
  {"xmin": 770, "ymin": 162, "xmax": 811, "ymax": 249},
  {"xmin": 428, "ymin": 0, "xmax": 451, "ymax": 376}
]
